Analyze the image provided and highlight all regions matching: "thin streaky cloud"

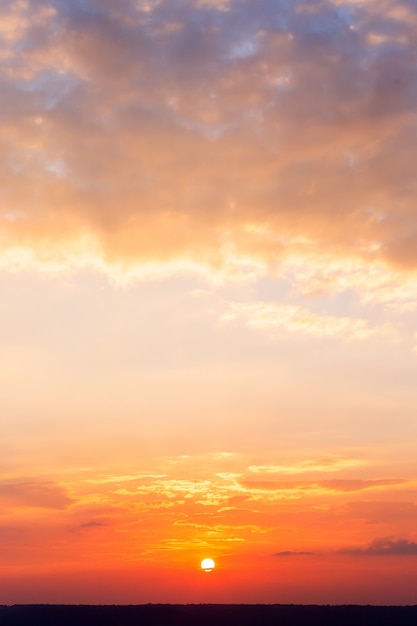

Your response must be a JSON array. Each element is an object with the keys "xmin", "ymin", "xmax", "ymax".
[
  {"xmin": 272, "ymin": 551, "xmax": 315, "ymax": 557},
  {"xmin": 249, "ymin": 458, "xmax": 365, "ymax": 474},
  {"xmin": 226, "ymin": 302, "xmax": 395, "ymax": 342},
  {"xmin": 240, "ymin": 478, "xmax": 406, "ymax": 495}
]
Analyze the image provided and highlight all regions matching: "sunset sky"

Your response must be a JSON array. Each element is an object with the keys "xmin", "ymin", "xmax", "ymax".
[{"xmin": 1, "ymin": 0, "xmax": 417, "ymax": 606}]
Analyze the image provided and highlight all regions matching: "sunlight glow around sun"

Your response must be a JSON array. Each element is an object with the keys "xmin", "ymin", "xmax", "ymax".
[{"xmin": 201, "ymin": 558, "xmax": 215, "ymax": 572}]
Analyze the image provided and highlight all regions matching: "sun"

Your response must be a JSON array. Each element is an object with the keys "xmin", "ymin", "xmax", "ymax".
[{"xmin": 201, "ymin": 558, "xmax": 215, "ymax": 572}]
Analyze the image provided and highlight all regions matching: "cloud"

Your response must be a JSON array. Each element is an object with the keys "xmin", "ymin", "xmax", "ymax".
[
  {"xmin": 279, "ymin": 255, "xmax": 417, "ymax": 307},
  {"xmin": 96, "ymin": 464, "xmax": 405, "ymax": 510},
  {"xmin": 272, "ymin": 550, "xmax": 314, "ymax": 557},
  {"xmin": 343, "ymin": 537, "xmax": 417, "ymax": 556},
  {"xmin": 342, "ymin": 501, "xmax": 417, "ymax": 523},
  {"xmin": 78, "ymin": 519, "xmax": 108, "ymax": 529},
  {"xmin": 0, "ymin": 481, "xmax": 73, "ymax": 510},
  {"xmin": 0, "ymin": 0, "xmax": 416, "ymax": 292},
  {"xmin": 240, "ymin": 478, "xmax": 405, "ymax": 495},
  {"xmin": 225, "ymin": 302, "xmax": 394, "ymax": 341},
  {"xmin": 69, "ymin": 519, "xmax": 110, "ymax": 533},
  {"xmin": 319, "ymin": 478, "xmax": 406, "ymax": 492},
  {"xmin": 249, "ymin": 458, "xmax": 365, "ymax": 475},
  {"xmin": 0, "ymin": 525, "xmax": 25, "ymax": 542}
]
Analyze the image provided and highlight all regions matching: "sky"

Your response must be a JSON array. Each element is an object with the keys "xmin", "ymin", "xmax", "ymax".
[{"xmin": 1, "ymin": 0, "xmax": 417, "ymax": 606}]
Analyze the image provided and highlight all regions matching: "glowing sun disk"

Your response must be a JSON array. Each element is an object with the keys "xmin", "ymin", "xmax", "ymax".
[{"xmin": 201, "ymin": 558, "xmax": 215, "ymax": 572}]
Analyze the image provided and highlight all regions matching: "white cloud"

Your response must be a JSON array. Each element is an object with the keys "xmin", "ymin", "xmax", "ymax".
[{"xmin": 226, "ymin": 301, "xmax": 393, "ymax": 342}]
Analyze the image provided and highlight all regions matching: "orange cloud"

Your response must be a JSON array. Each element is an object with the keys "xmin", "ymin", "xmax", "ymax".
[
  {"xmin": 341, "ymin": 500, "xmax": 417, "ymax": 524},
  {"xmin": 0, "ymin": 481, "xmax": 73, "ymax": 510}
]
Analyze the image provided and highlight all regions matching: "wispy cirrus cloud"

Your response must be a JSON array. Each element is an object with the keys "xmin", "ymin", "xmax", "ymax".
[
  {"xmin": 224, "ymin": 302, "xmax": 395, "ymax": 342},
  {"xmin": 342, "ymin": 500, "xmax": 417, "ymax": 524},
  {"xmin": 240, "ymin": 478, "xmax": 406, "ymax": 496},
  {"xmin": 318, "ymin": 479, "xmax": 406, "ymax": 493},
  {"xmin": 93, "ymin": 469, "xmax": 405, "ymax": 511},
  {"xmin": 249, "ymin": 458, "xmax": 365, "ymax": 475},
  {"xmin": 280, "ymin": 255, "xmax": 417, "ymax": 309}
]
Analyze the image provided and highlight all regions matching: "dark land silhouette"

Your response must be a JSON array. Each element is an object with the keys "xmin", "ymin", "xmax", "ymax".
[{"xmin": 1, "ymin": 604, "xmax": 417, "ymax": 626}]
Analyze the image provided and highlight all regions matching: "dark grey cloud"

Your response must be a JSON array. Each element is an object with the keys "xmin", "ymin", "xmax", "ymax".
[
  {"xmin": 69, "ymin": 518, "xmax": 109, "ymax": 532},
  {"xmin": 80, "ymin": 519, "xmax": 107, "ymax": 528},
  {"xmin": 342, "ymin": 537, "xmax": 417, "ymax": 556}
]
